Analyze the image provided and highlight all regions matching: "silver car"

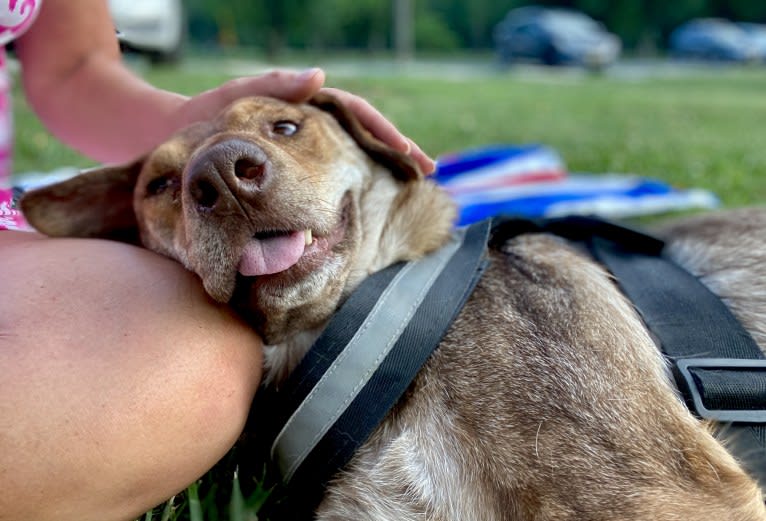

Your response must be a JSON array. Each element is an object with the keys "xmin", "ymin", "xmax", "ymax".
[
  {"xmin": 494, "ymin": 7, "xmax": 621, "ymax": 70},
  {"xmin": 109, "ymin": 0, "xmax": 185, "ymax": 63}
]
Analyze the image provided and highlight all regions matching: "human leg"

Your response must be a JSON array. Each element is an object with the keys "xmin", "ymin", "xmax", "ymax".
[{"xmin": 0, "ymin": 231, "xmax": 263, "ymax": 521}]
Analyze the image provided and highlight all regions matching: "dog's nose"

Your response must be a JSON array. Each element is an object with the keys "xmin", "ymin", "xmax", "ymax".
[{"xmin": 186, "ymin": 139, "xmax": 270, "ymax": 211}]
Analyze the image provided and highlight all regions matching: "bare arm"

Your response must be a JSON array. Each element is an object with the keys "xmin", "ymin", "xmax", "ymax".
[
  {"xmin": 16, "ymin": 0, "xmax": 189, "ymax": 163},
  {"xmin": 15, "ymin": 0, "xmax": 434, "ymax": 172}
]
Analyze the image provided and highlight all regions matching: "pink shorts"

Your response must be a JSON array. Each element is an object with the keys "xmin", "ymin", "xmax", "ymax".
[{"xmin": 0, "ymin": 186, "xmax": 29, "ymax": 231}]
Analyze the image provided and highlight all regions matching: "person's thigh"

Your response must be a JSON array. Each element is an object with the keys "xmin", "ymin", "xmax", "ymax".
[{"xmin": 0, "ymin": 231, "xmax": 263, "ymax": 521}]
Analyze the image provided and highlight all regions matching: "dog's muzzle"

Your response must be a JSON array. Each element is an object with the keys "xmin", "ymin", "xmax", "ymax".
[{"xmin": 185, "ymin": 138, "xmax": 271, "ymax": 214}]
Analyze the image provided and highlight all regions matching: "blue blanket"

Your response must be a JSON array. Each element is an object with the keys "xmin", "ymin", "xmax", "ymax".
[{"xmin": 434, "ymin": 145, "xmax": 719, "ymax": 226}]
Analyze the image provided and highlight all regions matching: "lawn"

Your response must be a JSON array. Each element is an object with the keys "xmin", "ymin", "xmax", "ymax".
[
  {"xmin": 12, "ymin": 59, "xmax": 766, "ymax": 206},
  {"xmin": 11, "ymin": 57, "xmax": 766, "ymax": 520}
]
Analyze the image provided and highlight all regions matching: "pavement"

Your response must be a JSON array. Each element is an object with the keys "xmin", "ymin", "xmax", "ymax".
[{"xmin": 181, "ymin": 55, "xmax": 764, "ymax": 82}]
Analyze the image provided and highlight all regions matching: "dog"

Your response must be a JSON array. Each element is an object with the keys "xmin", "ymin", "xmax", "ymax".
[{"xmin": 21, "ymin": 94, "xmax": 766, "ymax": 520}]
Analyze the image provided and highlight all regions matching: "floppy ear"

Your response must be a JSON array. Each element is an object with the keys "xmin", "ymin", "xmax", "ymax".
[
  {"xmin": 20, "ymin": 160, "xmax": 143, "ymax": 244},
  {"xmin": 309, "ymin": 92, "xmax": 422, "ymax": 182}
]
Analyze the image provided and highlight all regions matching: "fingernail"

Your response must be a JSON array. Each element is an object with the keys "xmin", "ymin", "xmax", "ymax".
[
  {"xmin": 296, "ymin": 67, "xmax": 321, "ymax": 82},
  {"xmin": 424, "ymin": 158, "xmax": 437, "ymax": 174}
]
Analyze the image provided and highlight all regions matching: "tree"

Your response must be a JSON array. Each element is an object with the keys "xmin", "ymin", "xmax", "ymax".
[{"xmin": 393, "ymin": 0, "xmax": 414, "ymax": 60}]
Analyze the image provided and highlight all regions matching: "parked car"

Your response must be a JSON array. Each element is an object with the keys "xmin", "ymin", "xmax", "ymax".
[
  {"xmin": 669, "ymin": 18, "xmax": 756, "ymax": 63},
  {"xmin": 109, "ymin": 0, "xmax": 185, "ymax": 63},
  {"xmin": 736, "ymin": 22, "xmax": 766, "ymax": 61},
  {"xmin": 493, "ymin": 6, "xmax": 621, "ymax": 69}
]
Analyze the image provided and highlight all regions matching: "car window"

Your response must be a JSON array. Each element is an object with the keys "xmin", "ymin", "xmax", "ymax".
[
  {"xmin": 514, "ymin": 24, "xmax": 539, "ymax": 37},
  {"xmin": 545, "ymin": 12, "xmax": 601, "ymax": 38}
]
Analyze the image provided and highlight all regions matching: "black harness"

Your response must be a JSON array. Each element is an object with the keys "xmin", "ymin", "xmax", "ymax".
[{"xmin": 254, "ymin": 216, "xmax": 766, "ymax": 519}]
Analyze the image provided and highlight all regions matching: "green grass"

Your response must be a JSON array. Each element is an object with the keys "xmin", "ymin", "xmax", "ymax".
[
  {"xmin": 12, "ymin": 58, "xmax": 766, "ymax": 520},
  {"xmin": 13, "ymin": 61, "xmax": 766, "ymax": 206}
]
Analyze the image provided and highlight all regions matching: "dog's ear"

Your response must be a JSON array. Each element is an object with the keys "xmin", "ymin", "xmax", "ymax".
[
  {"xmin": 309, "ymin": 92, "xmax": 422, "ymax": 182},
  {"xmin": 20, "ymin": 160, "xmax": 143, "ymax": 244}
]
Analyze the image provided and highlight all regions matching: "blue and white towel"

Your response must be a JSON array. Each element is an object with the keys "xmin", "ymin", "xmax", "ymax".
[{"xmin": 433, "ymin": 144, "xmax": 719, "ymax": 226}]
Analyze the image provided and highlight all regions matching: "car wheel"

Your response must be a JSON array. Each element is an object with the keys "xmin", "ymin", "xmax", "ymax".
[
  {"xmin": 541, "ymin": 45, "xmax": 560, "ymax": 66},
  {"xmin": 496, "ymin": 49, "xmax": 516, "ymax": 67},
  {"xmin": 149, "ymin": 42, "xmax": 183, "ymax": 64},
  {"xmin": 150, "ymin": 0, "xmax": 186, "ymax": 64}
]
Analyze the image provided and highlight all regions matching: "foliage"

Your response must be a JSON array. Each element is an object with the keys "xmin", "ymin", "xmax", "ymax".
[
  {"xmin": 414, "ymin": 10, "xmax": 461, "ymax": 51},
  {"xmin": 12, "ymin": 60, "xmax": 766, "ymax": 207},
  {"xmin": 183, "ymin": 0, "xmax": 766, "ymax": 55}
]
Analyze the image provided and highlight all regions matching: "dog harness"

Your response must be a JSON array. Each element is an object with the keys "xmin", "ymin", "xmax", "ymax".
[
  {"xmin": 254, "ymin": 215, "xmax": 766, "ymax": 519},
  {"xmin": 491, "ymin": 216, "xmax": 766, "ymax": 491},
  {"xmin": 253, "ymin": 219, "xmax": 491, "ymax": 519}
]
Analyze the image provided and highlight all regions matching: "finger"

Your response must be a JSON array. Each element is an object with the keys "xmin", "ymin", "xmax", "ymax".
[
  {"xmin": 407, "ymin": 139, "xmax": 437, "ymax": 175},
  {"xmin": 320, "ymin": 88, "xmax": 410, "ymax": 153},
  {"xmin": 179, "ymin": 69, "xmax": 327, "ymax": 128},
  {"xmin": 230, "ymin": 68, "xmax": 325, "ymax": 102},
  {"xmin": 321, "ymin": 88, "xmax": 436, "ymax": 174}
]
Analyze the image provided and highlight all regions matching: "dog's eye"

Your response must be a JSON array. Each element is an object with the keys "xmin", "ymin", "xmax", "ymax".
[
  {"xmin": 146, "ymin": 176, "xmax": 175, "ymax": 197},
  {"xmin": 273, "ymin": 120, "xmax": 299, "ymax": 137}
]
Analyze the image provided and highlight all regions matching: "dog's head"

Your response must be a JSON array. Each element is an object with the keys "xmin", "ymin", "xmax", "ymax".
[{"xmin": 22, "ymin": 94, "xmax": 454, "ymax": 344}]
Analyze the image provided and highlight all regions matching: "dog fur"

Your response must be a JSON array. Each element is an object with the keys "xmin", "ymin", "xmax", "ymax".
[{"xmin": 21, "ymin": 94, "xmax": 766, "ymax": 520}]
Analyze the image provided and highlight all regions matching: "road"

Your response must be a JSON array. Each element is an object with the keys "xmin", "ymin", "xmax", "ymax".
[{"xmin": 181, "ymin": 55, "xmax": 762, "ymax": 82}]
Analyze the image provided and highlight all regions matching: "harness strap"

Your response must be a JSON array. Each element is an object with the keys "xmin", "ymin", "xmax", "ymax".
[
  {"xmin": 256, "ymin": 214, "xmax": 765, "ymax": 519},
  {"xmin": 589, "ymin": 234, "xmax": 766, "ymax": 489},
  {"xmin": 492, "ymin": 215, "xmax": 766, "ymax": 489},
  {"xmin": 261, "ymin": 219, "xmax": 491, "ymax": 518}
]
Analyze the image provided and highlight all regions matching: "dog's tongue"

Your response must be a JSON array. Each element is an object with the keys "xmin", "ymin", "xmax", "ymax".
[{"xmin": 238, "ymin": 231, "xmax": 306, "ymax": 276}]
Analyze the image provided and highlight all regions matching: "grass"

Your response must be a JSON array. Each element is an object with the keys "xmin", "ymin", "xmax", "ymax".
[
  {"xmin": 11, "ymin": 56, "xmax": 766, "ymax": 520},
  {"xmin": 12, "ymin": 59, "xmax": 766, "ymax": 206}
]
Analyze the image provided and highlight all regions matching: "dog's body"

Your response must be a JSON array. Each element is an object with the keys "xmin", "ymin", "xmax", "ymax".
[{"xmin": 21, "ymin": 95, "xmax": 766, "ymax": 520}]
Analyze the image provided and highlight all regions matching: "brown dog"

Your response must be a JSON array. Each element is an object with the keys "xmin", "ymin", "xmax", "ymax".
[{"xmin": 21, "ymin": 94, "xmax": 766, "ymax": 520}]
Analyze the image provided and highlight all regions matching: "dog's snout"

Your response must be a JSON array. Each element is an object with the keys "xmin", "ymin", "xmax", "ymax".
[
  {"xmin": 190, "ymin": 178, "xmax": 220, "ymax": 210},
  {"xmin": 186, "ymin": 139, "xmax": 270, "ymax": 211},
  {"xmin": 234, "ymin": 158, "xmax": 266, "ymax": 181}
]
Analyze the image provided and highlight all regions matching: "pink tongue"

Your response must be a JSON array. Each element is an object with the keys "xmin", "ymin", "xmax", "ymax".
[{"xmin": 238, "ymin": 231, "xmax": 306, "ymax": 276}]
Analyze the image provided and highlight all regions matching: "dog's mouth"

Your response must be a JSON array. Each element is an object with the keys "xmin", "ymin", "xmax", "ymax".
[
  {"xmin": 236, "ymin": 196, "xmax": 351, "ymax": 280},
  {"xmin": 237, "ymin": 229, "xmax": 314, "ymax": 277}
]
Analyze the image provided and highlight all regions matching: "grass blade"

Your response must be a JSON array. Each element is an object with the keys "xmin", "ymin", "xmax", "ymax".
[
  {"xmin": 188, "ymin": 482, "xmax": 204, "ymax": 521},
  {"xmin": 160, "ymin": 496, "xmax": 175, "ymax": 521},
  {"xmin": 229, "ymin": 468, "xmax": 247, "ymax": 521}
]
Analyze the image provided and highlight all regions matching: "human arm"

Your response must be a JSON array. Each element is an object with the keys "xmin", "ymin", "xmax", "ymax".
[{"xmin": 14, "ymin": 0, "xmax": 434, "ymax": 172}]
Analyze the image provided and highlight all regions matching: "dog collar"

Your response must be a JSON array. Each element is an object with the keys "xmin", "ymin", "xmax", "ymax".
[{"xmin": 255, "ymin": 218, "xmax": 491, "ymax": 518}]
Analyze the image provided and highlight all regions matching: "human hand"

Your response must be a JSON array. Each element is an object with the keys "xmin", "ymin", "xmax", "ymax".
[{"xmin": 175, "ymin": 68, "xmax": 435, "ymax": 174}]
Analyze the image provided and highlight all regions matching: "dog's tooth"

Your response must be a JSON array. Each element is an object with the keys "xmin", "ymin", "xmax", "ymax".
[{"xmin": 304, "ymin": 229, "xmax": 313, "ymax": 246}]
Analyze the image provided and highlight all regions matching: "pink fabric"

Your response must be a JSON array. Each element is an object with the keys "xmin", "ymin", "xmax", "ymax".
[{"xmin": 0, "ymin": 0, "xmax": 41, "ymax": 230}]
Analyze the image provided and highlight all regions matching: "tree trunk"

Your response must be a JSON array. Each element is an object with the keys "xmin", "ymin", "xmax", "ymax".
[{"xmin": 393, "ymin": 0, "xmax": 414, "ymax": 62}]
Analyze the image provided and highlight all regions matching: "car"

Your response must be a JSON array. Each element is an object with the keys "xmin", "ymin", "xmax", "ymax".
[
  {"xmin": 669, "ymin": 18, "xmax": 756, "ymax": 63},
  {"xmin": 493, "ymin": 6, "xmax": 621, "ymax": 70},
  {"xmin": 736, "ymin": 22, "xmax": 766, "ymax": 61},
  {"xmin": 109, "ymin": 0, "xmax": 185, "ymax": 63}
]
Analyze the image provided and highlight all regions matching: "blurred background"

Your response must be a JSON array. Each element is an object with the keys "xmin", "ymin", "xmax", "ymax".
[
  {"xmin": 13, "ymin": 0, "xmax": 766, "ymax": 210},
  {"xmin": 111, "ymin": 0, "xmax": 766, "ymax": 67}
]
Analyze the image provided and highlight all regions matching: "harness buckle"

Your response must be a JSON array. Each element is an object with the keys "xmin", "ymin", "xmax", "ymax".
[{"xmin": 676, "ymin": 358, "xmax": 766, "ymax": 423}]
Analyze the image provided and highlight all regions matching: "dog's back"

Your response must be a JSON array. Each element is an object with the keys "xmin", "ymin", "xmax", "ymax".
[
  {"xmin": 317, "ymin": 209, "xmax": 766, "ymax": 520},
  {"xmin": 660, "ymin": 208, "xmax": 766, "ymax": 348}
]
